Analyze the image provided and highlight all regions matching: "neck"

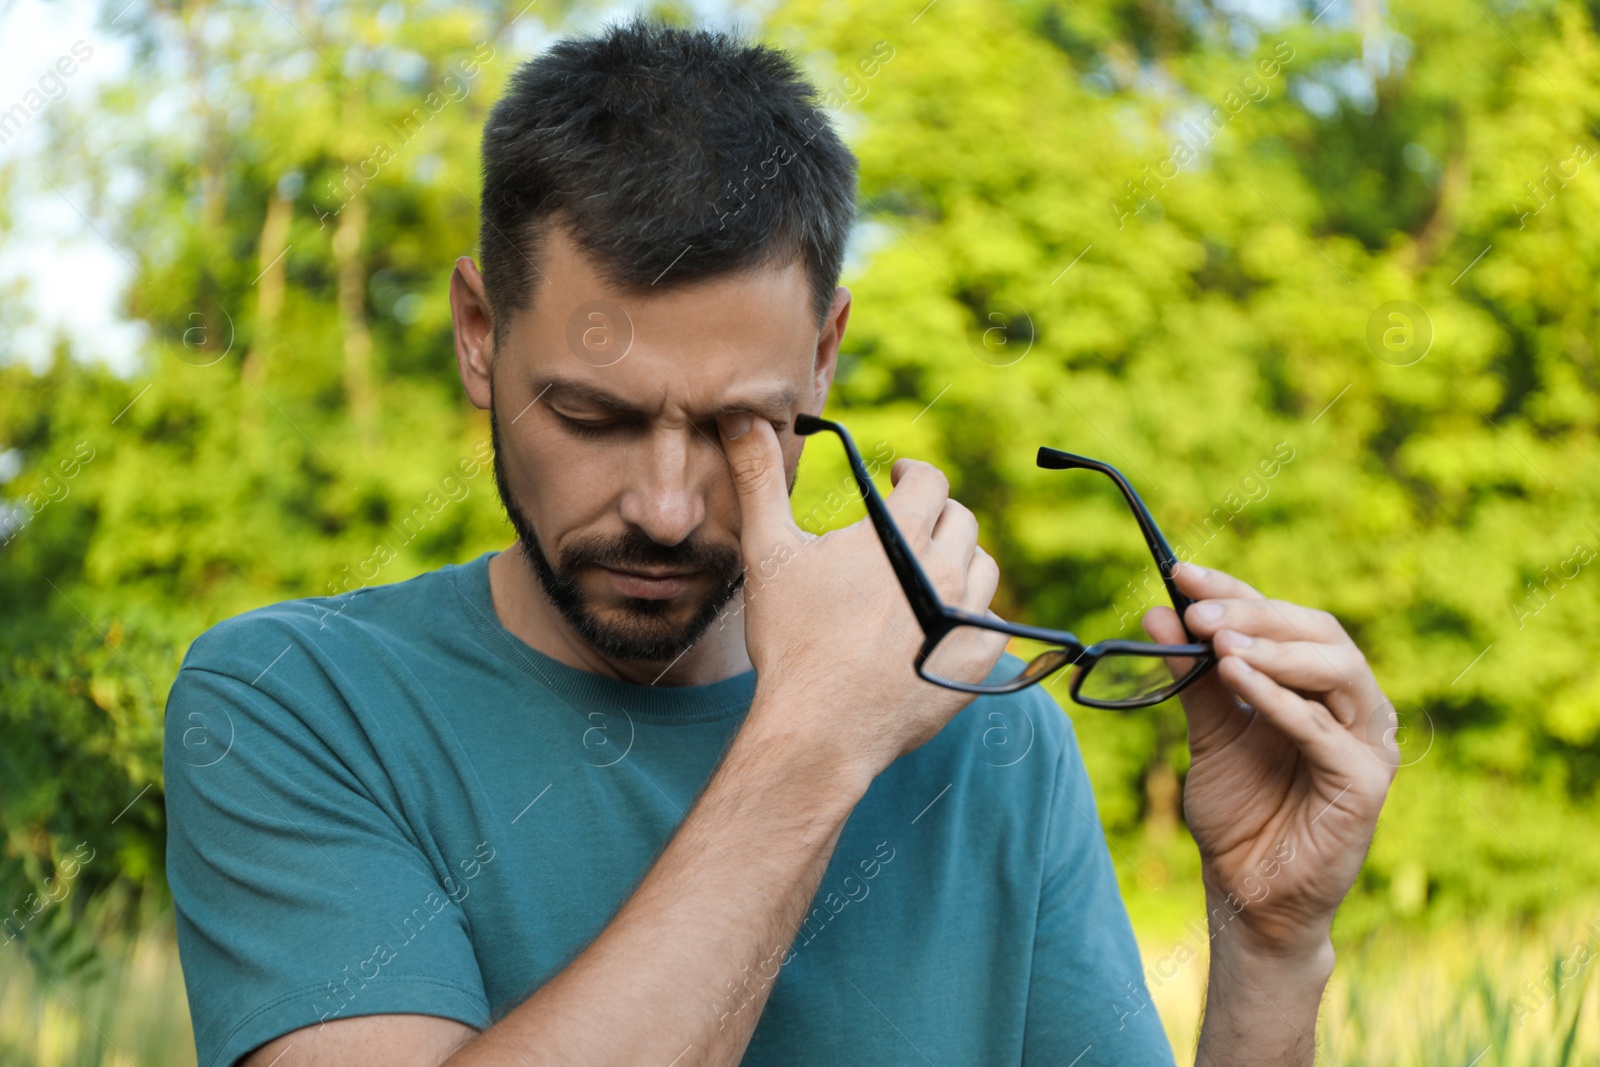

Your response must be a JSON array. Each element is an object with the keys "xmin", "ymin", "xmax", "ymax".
[{"xmin": 486, "ymin": 543, "xmax": 754, "ymax": 687}]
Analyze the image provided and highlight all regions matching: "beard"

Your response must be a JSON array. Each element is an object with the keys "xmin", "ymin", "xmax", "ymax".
[{"xmin": 489, "ymin": 403, "xmax": 748, "ymax": 664}]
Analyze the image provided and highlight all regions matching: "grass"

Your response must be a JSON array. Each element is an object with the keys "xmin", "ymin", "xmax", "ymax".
[
  {"xmin": 1144, "ymin": 907, "xmax": 1600, "ymax": 1066},
  {"xmin": 1, "ymin": 901, "xmax": 1597, "ymax": 1065},
  {"xmin": 0, "ymin": 904, "xmax": 194, "ymax": 1067}
]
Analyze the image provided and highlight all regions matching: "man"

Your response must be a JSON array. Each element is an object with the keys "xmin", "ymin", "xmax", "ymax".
[{"xmin": 165, "ymin": 17, "xmax": 1397, "ymax": 1067}]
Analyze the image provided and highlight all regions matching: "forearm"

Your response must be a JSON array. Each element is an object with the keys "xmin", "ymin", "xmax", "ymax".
[
  {"xmin": 1194, "ymin": 898, "xmax": 1334, "ymax": 1067},
  {"xmin": 444, "ymin": 691, "xmax": 873, "ymax": 1067}
]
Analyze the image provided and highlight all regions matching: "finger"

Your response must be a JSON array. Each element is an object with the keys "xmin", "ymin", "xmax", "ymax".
[
  {"xmin": 931, "ymin": 498, "xmax": 979, "ymax": 557},
  {"xmin": 1184, "ymin": 597, "xmax": 1348, "ymax": 646},
  {"xmin": 1210, "ymin": 629, "xmax": 1380, "ymax": 725},
  {"xmin": 1173, "ymin": 561, "xmax": 1266, "ymax": 602},
  {"xmin": 1216, "ymin": 655, "xmax": 1366, "ymax": 773},
  {"xmin": 1142, "ymin": 603, "xmax": 1185, "ymax": 643},
  {"xmin": 1140, "ymin": 603, "xmax": 1216, "ymax": 690},
  {"xmin": 958, "ymin": 544, "xmax": 1001, "ymax": 615},
  {"xmin": 885, "ymin": 458, "xmax": 951, "ymax": 545},
  {"xmin": 717, "ymin": 414, "xmax": 802, "ymax": 564}
]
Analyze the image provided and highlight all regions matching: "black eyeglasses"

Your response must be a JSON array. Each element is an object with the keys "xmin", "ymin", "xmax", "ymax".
[{"xmin": 794, "ymin": 413, "xmax": 1215, "ymax": 708}]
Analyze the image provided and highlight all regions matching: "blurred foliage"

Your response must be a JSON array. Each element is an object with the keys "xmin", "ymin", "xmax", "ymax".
[{"xmin": 1, "ymin": 0, "xmax": 1598, "ymax": 989}]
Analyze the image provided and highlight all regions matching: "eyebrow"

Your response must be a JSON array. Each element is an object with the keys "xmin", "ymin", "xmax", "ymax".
[{"xmin": 532, "ymin": 375, "xmax": 800, "ymax": 423}]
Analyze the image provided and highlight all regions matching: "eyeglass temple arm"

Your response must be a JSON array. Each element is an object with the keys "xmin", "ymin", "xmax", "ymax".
[
  {"xmin": 794, "ymin": 414, "xmax": 948, "ymax": 628},
  {"xmin": 1036, "ymin": 446, "xmax": 1199, "ymax": 622}
]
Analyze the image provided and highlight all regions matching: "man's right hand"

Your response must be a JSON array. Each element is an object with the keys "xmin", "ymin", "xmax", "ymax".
[{"xmin": 715, "ymin": 412, "xmax": 1008, "ymax": 778}]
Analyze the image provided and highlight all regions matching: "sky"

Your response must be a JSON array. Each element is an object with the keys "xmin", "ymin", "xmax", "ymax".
[
  {"xmin": 0, "ymin": 0, "xmax": 758, "ymax": 379},
  {"xmin": 0, "ymin": 0, "xmax": 145, "ymax": 376}
]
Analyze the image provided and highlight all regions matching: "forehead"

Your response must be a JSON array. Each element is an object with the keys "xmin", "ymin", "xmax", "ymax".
[{"xmin": 504, "ymin": 226, "xmax": 819, "ymax": 417}]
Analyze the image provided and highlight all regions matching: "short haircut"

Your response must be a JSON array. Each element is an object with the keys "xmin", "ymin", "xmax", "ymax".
[{"xmin": 478, "ymin": 16, "xmax": 860, "ymax": 350}]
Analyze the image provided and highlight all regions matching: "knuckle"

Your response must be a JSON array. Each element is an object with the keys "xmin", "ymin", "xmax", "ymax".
[
  {"xmin": 947, "ymin": 499, "xmax": 978, "ymax": 535},
  {"xmin": 908, "ymin": 460, "xmax": 950, "ymax": 497},
  {"xmin": 972, "ymin": 548, "xmax": 1000, "ymax": 587},
  {"xmin": 1306, "ymin": 698, "xmax": 1342, "ymax": 737}
]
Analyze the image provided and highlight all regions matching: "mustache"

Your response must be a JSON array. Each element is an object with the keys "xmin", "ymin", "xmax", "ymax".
[{"xmin": 558, "ymin": 529, "xmax": 741, "ymax": 577}]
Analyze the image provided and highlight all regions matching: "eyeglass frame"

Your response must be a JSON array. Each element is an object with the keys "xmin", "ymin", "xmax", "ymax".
[{"xmin": 792, "ymin": 413, "xmax": 1215, "ymax": 708}]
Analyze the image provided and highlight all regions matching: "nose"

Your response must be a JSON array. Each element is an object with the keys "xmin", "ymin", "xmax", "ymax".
[{"xmin": 616, "ymin": 424, "xmax": 709, "ymax": 547}]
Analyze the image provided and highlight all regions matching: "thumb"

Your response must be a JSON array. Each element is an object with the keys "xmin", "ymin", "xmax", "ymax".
[{"xmin": 717, "ymin": 414, "xmax": 802, "ymax": 562}]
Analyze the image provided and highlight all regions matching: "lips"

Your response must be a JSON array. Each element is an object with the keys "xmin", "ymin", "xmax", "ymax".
[{"xmin": 600, "ymin": 566, "xmax": 699, "ymax": 600}]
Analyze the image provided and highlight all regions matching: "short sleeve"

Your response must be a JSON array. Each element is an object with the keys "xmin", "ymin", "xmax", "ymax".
[
  {"xmin": 164, "ymin": 661, "xmax": 490, "ymax": 1067},
  {"xmin": 1021, "ymin": 705, "xmax": 1176, "ymax": 1066}
]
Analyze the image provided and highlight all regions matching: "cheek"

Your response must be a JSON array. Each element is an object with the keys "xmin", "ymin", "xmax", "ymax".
[{"xmin": 508, "ymin": 430, "xmax": 619, "ymax": 522}]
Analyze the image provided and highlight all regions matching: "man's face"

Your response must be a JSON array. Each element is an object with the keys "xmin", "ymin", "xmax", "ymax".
[{"xmin": 472, "ymin": 227, "xmax": 839, "ymax": 665}]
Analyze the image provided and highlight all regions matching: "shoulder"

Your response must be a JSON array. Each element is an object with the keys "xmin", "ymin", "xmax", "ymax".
[
  {"xmin": 163, "ymin": 559, "xmax": 484, "ymax": 769},
  {"xmin": 177, "ymin": 558, "xmax": 477, "ymax": 683}
]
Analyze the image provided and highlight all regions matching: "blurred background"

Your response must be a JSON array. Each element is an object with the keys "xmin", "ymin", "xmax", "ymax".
[{"xmin": 2, "ymin": 0, "xmax": 1598, "ymax": 1062}]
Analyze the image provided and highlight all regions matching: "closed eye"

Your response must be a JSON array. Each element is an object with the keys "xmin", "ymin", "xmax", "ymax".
[{"xmin": 552, "ymin": 411, "xmax": 628, "ymax": 438}]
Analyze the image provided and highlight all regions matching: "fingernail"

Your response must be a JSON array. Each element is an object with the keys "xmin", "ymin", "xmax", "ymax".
[
  {"xmin": 719, "ymin": 413, "xmax": 752, "ymax": 440},
  {"xmin": 1228, "ymin": 630, "xmax": 1254, "ymax": 648},
  {"xmin": 1185, "ymin": 563, "xmax": 1208, "ymax": 578},
  {"xmin": 1233, "ymin": 656, "xmax": 1255, "ymax": 674},
  {"xmin": 1194, "ymin": 602, "xmax": 1223, "ymax": 622}
]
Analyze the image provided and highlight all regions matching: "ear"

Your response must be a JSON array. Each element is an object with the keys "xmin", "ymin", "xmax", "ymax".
[
  {"xmin": 807, "ymin": 285, "xmax": 851, "ymax": 413},
  {"xmin": 450, "ymin": 256, "xmax": 494, "ymax": 410}
]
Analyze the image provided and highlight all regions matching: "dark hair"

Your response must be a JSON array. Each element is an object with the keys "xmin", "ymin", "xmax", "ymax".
[{"xmin": 478, "ymin": 16, "xmax": 859, "ymax": 350}]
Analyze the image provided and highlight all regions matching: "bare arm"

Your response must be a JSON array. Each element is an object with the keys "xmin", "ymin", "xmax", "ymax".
[
  {"xmin": 1195, "ymin": 924, "xmax": 1335, "ymax": 1066},
  {"xmin": 244, "ymin": 415, "xmax": 1004, "ymax": 1066},
  {"xmin": 452, "ymin": 698, "xmax": 871, "ymax": 1066}
]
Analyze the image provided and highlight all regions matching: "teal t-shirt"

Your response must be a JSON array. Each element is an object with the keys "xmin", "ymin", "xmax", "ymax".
[{"xmin": 164, "ymin": 552, "xmax": 1174, "ymax": 1067}]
